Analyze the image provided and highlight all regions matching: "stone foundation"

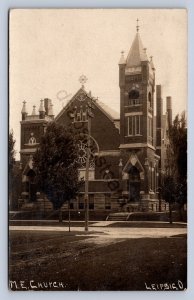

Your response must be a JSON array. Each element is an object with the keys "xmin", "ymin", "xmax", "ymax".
[{"xmin": 18, "ymin": 192, "xmax": 169, "ymax": 213}]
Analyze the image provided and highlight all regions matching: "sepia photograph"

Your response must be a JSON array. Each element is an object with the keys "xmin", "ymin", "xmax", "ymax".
[{"xmin": 9, "ymin": 8, "xmax": 187, "ymax": 291}]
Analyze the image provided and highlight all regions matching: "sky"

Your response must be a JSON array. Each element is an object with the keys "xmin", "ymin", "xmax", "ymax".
[{"xmin": 9, "ymin": 9, "xmax": 187, "ymax": 160}]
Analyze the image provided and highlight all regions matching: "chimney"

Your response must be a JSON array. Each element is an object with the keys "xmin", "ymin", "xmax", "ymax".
[
  {"xmin": 48, "ymin": 103, "xmax": 54, "ymax": 119},
  {"xmin": 156, "ymin": 85, "xmax": 163, "ymax": 169},
  {"xmin": 21, "ymin": 100, "xmax": 28, "ymax": 120},
  {"xmin": 39, "ymin": 99, "xmax": 45, "ymax": 119},
  {"xmin": 166, "ymin": 96, "xmax": 172, "ymax": 127},
  {"xmin": 156, "ymin": 85, "xmax": 163, "ymax": 130},
  {"xmin": 32, "ymin": 105, "xmax": 36, "ymax": 116},
  {"xmin": 44, "ymin": 98, "xmax": 52, "ymax": 115}
]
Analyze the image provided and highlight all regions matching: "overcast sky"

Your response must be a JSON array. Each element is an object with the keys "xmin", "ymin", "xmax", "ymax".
[{"xmin": 9, "ymin": 9, "xmax": 187, "ymax": 159}]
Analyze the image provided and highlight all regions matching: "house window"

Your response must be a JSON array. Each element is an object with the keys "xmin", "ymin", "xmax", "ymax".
[
  {"xmin": 148, "ymin": 117, "xmax": 153, "ymax": 138},
  {"xmin": 128, "ymin": 116, "xmax": 133, "ymax": 135},
  {"xmin": 136, "ymin": 115, "xmax": 140, "ymax": 135},
  {"xmin": 127, "ymin": 115, "xmax": 141, "ymax": 136}
]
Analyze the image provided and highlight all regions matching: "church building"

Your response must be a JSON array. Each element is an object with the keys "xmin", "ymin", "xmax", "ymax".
[{"xmin": 18, "ymin": 25, "xmax": 172, "ymax": 214}]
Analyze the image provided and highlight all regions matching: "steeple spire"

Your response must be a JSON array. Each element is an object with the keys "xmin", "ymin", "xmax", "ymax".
[{"xmin": 126, "ymin": 31, "xmax": 148, "ymax": 68}]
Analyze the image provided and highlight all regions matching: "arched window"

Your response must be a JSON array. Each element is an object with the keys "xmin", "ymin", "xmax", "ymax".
[
  {"xmin": 128, "ymin": 166, "xmax": 140, "ymax": 181},
  {"xmin": 128, "ymin": 88, "xmax": 140, "ymax": 105},
  {"xmin": 128, "ymin": 89, "xmax": 140, "ymax": 100},
  {"xmin": 103, "ymin": 170, "xmax": 112, "ymax": 180},
  {"xmin": 148, "ymin": 92, "xmax": 152, "ymax": 108},
  {"xmin": 128, "ymin": 166, "xmax": 140, "ymax": 202},
  {"xmin": 29, "ymin": 133, "xmax": 36, "ymax": 144}
]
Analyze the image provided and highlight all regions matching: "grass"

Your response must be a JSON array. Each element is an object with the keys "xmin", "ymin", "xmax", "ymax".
[
  {"xmin": 9, "ymin": 230, "xmax": 187, "ymax": 291},
  {"xmin": 9, "ymin": 220, "xmax": 96, "ymax": 227},
  {"xmin": 107, "ymin": 221, "xmax": 187, "ymax": 228}
]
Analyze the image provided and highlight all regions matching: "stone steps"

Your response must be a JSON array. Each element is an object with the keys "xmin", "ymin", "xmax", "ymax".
[{"xmin": 106, "ymin": 213, "xmax": 130, "ymax": 221}]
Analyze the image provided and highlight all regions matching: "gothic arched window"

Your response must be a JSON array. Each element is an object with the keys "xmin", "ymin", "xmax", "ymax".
[
  {"xmin": 128, "ymin": 86, "xmax": 140, "ymax": 105},
  {"xmin": 148, "ymin": 92, "xmax": 152, "ymax": 108},
  {"xmin": 128, "ymin": 89, "xmax": 140, "ymax": 100},
  {"xmin": 29, "ymin": 133, "xmax": 36, "ymax": 145}
]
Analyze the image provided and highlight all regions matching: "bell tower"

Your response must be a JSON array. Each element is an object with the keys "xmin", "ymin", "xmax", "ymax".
[
  {"xmin": 119, "ymin": 21, "xmax": 160, "ymax": 212},
  {"xmin": 119, "ymin": 21, "xmax": 155, "ymax": 148}
]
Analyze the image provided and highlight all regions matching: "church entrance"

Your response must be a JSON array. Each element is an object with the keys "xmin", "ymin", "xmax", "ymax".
[
  {"xmin": 27, "ymin": 169, "xmax": 37, "ymax": 202},
  {"xmin": 128, "ymin": 166, "xmax": 140, "ymax": 202}
]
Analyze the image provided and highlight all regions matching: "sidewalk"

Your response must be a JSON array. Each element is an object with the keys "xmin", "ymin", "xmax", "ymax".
[{"xmin": 9, "ymin": 225, "xmax": 187, "ymax": 239}]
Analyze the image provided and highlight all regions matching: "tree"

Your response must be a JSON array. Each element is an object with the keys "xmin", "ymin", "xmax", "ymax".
[
  {"xmin": 9, "ymin": 131, "xmax": 16, "ymax": 208},
  {"xmin": 33, "ymin": 122, "xmax": 83, "ymax": 225},
  {"xmin": 161, "ymin": 175, "xmax": 176, "ymax": 224},
  {"xmin": 162, "ymin": 112, "xmax": 187, "ymax": 222},
  {"xmin": 169, "ymin": 112, "xmax": 187, "ymax": 205},
  {"xmin": 9, "ymin": 130, "xmax": 16, "ymax": 172}
]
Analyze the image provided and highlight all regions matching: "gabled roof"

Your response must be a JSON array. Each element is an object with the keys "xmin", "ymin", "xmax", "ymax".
[
  {"xmin": 94, "ymin": 99, "xmax": 120, "ymax": 121},
  {"xmin": 55, "ymin": 87, "xmax": 120, "ymax": 122},
  {"xmin": 126, "ymin": 33, "xmax": 148, "ymax": 68},
  {"xmin": 55, "ymin": 88, "xmax": 84, "ymax": 121}
]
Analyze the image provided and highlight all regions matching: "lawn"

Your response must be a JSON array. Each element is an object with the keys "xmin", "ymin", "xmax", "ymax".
[{"xmin": 9, "ymin": 230, "xmax": 187, "ymax": 291}]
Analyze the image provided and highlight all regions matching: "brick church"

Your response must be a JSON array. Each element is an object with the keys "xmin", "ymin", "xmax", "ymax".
[{"xmin": 18, "ymin": 25, "xmax": 172, "ymax": 214}]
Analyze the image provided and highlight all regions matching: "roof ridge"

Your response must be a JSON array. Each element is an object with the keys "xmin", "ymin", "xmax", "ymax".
[{"xmin": 55, "ymin": 88, "xmax": 120, "ymax": 122}]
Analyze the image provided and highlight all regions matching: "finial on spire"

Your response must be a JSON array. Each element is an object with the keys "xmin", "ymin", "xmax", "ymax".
[
  {"xmin": 136, "ymin": 18, "xmax": 139, "ymax": 32},
  {"xmin": 150, "ymin": 56, "xmax": 155, "ymax": 70},
  {"xmin": 21, "ymin": 100, "xmax": 27, "ymax": 114},
  {"xmin": 119, "ymin": 50, "xmax": 126, "ymax": 65},
  {"xmin": 79, "ymin": 74, "xmax": 88, "ymax": 88}
]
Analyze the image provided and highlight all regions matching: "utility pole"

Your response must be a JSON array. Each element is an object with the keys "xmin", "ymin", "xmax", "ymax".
[{"xmin": 84, "ymin": 101, "xmax": 94, "ymax": 231}]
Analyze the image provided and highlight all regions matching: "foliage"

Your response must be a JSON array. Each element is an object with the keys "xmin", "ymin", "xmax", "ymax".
[
  {"xmin": 162, "ymin": 112, "xmax": 187, "ymax": 206},
  {"xmin": 9, "ymin": 131, "xmax": 22, "ymax": 209},
  {"xmin": 9, "ymin": 130, "xmax": 16, "ymax": 171},
  {"xmin": 161, "ymin": 175, "xmax": 176, "ymax": 203},
  {"xmin": 33, "ymin": 122, "xmax": 83, "ymax": 210},
  {"xmin": 10, "ymin": 163, "xmax": 22, "ymax": 210}
]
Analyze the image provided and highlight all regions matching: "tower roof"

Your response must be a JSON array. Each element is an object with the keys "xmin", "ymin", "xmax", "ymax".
[{"xmin": 126, "ymin": 32, "xmax": 148, "ymax": 68}]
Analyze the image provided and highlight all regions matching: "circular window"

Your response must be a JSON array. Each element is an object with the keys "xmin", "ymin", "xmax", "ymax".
[{"xmin": 76, "ymin": 138, "xmax": 97, "ymax": 169}]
